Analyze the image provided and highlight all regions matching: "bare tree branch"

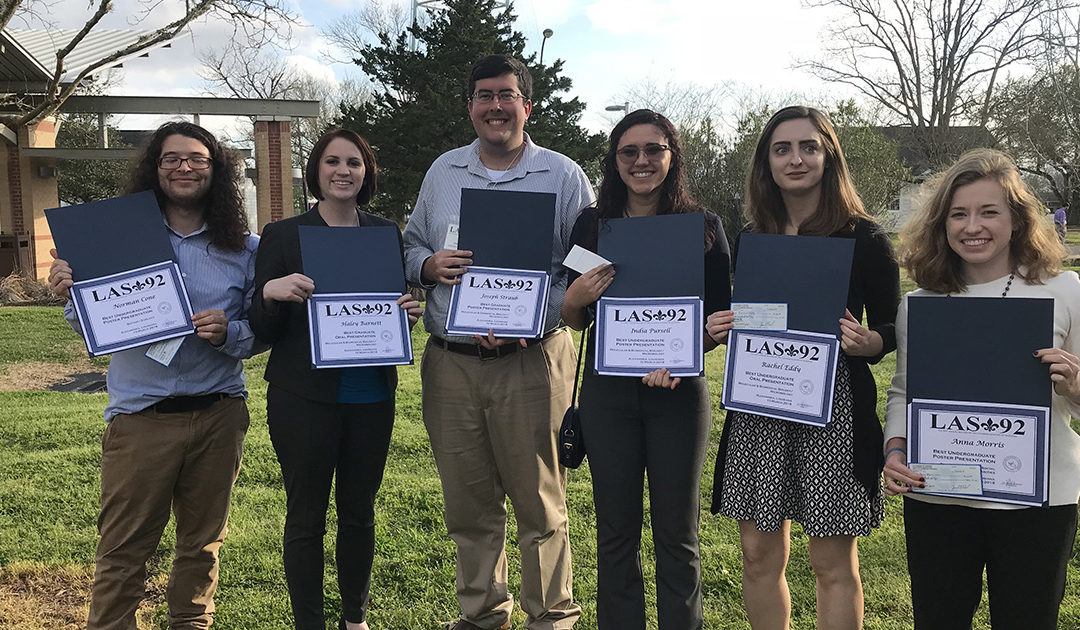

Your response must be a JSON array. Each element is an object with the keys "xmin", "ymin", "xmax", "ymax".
[
  {"xmin": 1, "ymin": 0, "xmax": 298, "ymax": 127},
  {"xmin": 799, "ymin": 0, "xmax": 1070, "ymax": 128}
]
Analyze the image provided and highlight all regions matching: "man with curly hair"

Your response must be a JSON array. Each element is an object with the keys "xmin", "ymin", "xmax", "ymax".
[{"xmin": 48, "ymin": 121, "xmax": 264, "ymax": 630}]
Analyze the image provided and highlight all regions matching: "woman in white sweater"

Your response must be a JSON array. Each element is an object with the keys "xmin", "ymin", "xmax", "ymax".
[{"xmin": 883, "ymin": 148, "xmax": 1080, "ymax": 629}]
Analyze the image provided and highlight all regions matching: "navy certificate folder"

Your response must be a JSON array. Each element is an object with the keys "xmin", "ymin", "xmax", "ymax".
[
  {"xmin": 906, "ymin": 296, "xmax": 1053, "ymax": 407},
  {"xmin": 44, "ymin": 191, "xmax": 176, "ymax": 282},
  {"xmin": 458, "ymin": 189, "xmax": 556, "ymax": 272},
  {"xmin": 732, "ymin": 232, "xmax": 854, "ymax": 335},
  {"xmin": 597, "ymin": 213, "xmax": 704, "ymax": 298},
  {"xmin": 298, "ymin": 225, "xmax": 405, "ymax": 294}
]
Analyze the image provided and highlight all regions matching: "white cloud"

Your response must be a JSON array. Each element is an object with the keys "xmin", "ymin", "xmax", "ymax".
[
  {"xmin": 285, "ymin": 55, "xmax": 339, "ymax": 85},
  {"xmin": 585, "ymin": 0, "xmax": 670, "ymax": 35}
]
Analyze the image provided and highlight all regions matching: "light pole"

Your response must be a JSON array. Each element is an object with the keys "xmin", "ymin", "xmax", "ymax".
[
  {"xmin": 605, "ymin": 102, "xmax": 630, "ymax": 117},
  {"xmin": 540, "ymin": 28, "xmax": 554, "ymax": 65}
]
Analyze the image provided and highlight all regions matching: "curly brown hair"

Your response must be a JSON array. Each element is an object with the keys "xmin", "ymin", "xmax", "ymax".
[
  {"xmin": 125, "ymin": 121, "xmax": 249, "ymax": 252},
  {"xmin": 744, "ymin": 106, "xmax": 871, "ymax": 236},
  {"xmin": 900, "ymin": 148, "xmax": 1063, "ymax": 294}
]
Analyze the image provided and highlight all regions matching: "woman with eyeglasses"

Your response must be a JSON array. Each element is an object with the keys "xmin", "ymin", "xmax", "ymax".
[
  {"xmin": 248, "ymin": 129, "xmax": 421, "ymax": 630},
  {"xmin": 883, "ymin": 149, "xmax": 1079, "ymax": 629},
  {"xmin": 560, "ymin": 109, "xmax": 731, "ymax": 629},
  {"xmin": 710, "ymin": 106, "xmax": 900, "ymax": 629}
]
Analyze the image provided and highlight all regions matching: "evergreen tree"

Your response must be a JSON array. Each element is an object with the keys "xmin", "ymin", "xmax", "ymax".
[{"xmin": 341, "ymin": 0, "xmax": 605, "ymax": 223}]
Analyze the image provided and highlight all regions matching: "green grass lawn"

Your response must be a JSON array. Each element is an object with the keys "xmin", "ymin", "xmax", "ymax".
[{"xmin": 1, "ymin": 306, "xmax": 1078, "ymax": 629}]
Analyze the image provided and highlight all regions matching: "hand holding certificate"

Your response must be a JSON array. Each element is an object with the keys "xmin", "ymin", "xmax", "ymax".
[
  {"xmin": 445, "ymin": 267, "xmax": 550, "ymax": 337},
  {"xmin": 903, "ymin": 296, "xmax": 1054, "ymax": 506},
  {"xmin": 299, "ymin": 226, "xmax": 413, "ymax": 368},
  {"xmin": 721, "ymin": 233, "xmax": 854, "ymax": 426},
  {"xmin": 593, "ymin": 214, "xmax": 706, "ymax": 377},
  {"xmin": 45, "ymin": 192, "xmax": 196, "ymax": 357},
  {"xmin": 445, "ymin": 189, "xmax": 557, "ymax": 338}
]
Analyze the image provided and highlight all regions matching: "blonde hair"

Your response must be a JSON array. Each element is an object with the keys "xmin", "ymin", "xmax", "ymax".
[{"xmin": 900, "ymin": 148, "xmax": 1063, "ymax": 294}]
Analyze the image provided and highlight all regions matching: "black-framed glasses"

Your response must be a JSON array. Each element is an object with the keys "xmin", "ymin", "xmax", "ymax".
[
  {"xmin": 470, "ymin": 90, "xmax": 526, "ymax": 104},
  {"xmin": 615, "ymin": 143, "xmax": 672, "ymax": 164},
  {"xmin": 158, "ymin": 156, "xmax": 212, "ymax": 170}
]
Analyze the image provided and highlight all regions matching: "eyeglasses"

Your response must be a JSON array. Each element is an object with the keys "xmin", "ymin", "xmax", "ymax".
[
  {"xmin": 470, "ymin": 90, "xmax": 526, "ymax": 104},
  {"xmin": 615, "ymin": 143, "xmax": 671, "ymax": 163},
  {"xmin": 158, "ymin": 156, "xmax": 212, "ymax": 170}
]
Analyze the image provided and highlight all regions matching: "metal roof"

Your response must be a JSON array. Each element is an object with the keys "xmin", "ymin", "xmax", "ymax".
[{"xmin": 1, "ymin": 28, "xmax": 180, "ymax": 93}]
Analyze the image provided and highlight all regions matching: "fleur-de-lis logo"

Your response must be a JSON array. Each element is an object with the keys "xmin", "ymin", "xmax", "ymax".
[
  {"xmin": 981, "ymin": 418, "xmax": 1000, "ymax": 432},
  {"xmin": 654, "ymin": 311, "xmax": 667, "ymax": 321},
  {"xmin": 132, "ymin": 279, "xmax": 146, "ymax": 291},
  {"xmin": 785, "ymin": 345, "xmax": 798, "ymax": 357}
]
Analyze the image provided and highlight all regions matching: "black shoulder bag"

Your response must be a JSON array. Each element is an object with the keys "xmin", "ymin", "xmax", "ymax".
[{"xmin": 558, "ymin": 327, "xmax": 588, "ymax": 468}]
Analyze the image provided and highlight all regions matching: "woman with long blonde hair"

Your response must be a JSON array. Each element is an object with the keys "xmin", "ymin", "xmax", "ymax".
[{"xmin": 884, "ymin": 148, "xmax": 1078, "ymax": 628}]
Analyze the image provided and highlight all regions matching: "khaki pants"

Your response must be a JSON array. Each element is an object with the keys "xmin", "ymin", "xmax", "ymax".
[
  {"xmin": 421, "ymin": 329, "xmax": 580, "ymax": 630},
  {"xmin": 87, "ymin": 397, "xmax": 249, "ymax": 630}
]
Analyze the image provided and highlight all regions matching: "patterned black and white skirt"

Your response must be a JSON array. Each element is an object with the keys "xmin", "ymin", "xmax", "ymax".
[{"xmin": 718, "ymin": 358, "xmax": 884, "ymax": 537}]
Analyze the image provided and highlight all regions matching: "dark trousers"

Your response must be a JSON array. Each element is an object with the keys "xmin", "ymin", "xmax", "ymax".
[
  {"xmin": 904, "ymin": 498, "xmax": 1078, "ymax": 630},
  {"xmin": 266, "ymin": 385, "xmax": 395, "ymax": 630},
  {"xmin": 578, "ymin": 372, "xmax": 711, "ymax": 630}
]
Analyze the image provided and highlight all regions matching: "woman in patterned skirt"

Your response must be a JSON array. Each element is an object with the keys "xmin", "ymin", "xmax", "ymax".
[{"xmin": 710, "ymin": 106, "xmax": 900, "ymax": 629}]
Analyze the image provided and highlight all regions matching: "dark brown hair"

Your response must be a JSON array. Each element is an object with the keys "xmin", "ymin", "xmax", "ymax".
[
  {"xmin": 744, "ymin": 105, "xmax": 871, "ymax": 236},
  {"xmin": 305, "ymin": 129, "xmax": 379, "ymax": 206},
  {"xmin": 588, "ymin": 108, "xmax": 715, "ymax": 248},
  {"xmin": 900, "ymin": 148, "xmax": 1063, "ymax": 293},
  {"xmin": 468, "ymin": 54, "xmax": 532, "ymax": 100}
]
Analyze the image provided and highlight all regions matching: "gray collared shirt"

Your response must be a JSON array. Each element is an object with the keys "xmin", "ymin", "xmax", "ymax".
[
  {"xmin": 403, "ymin": 134, "xmax": 596, "ymax": 341},
  {"xmin": 65, "ymin": 221, "xmax": 266, "ymax": 420}
]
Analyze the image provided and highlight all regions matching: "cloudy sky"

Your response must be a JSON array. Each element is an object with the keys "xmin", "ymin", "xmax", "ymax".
[{"xmin": 9, "ymin": 0, "xmax": 850, "ymax": 137}]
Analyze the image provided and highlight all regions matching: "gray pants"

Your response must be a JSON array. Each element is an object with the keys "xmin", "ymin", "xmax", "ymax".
[{"xmin": 579, "ymin": 370, "xmax": 711, "ymax": 630}]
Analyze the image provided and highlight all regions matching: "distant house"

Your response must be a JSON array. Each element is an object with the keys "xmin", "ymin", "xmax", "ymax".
[{"xmin": 876, "ymin": 126, "xmax": 996, "ymax": 230}]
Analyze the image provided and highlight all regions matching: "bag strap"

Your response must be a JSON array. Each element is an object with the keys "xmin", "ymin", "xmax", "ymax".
[{"xmin": 571, "ymin": 326, "xmax": 589, "ymax": 406}]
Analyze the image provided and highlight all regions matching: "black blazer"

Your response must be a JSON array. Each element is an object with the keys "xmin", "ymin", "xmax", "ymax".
[{"xmin": 249, "ymin": 206, "xmax": 404, "ymax": 403}]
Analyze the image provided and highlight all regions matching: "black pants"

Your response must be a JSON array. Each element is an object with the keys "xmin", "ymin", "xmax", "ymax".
[
  {"xmin": 904, "ymin": 498, "xmax": 1078, "ymax": 630},
  {"xmin": 579, "ymin": 372, "xmax": 711, "ymax": 630},
  {"xmin": 267, "ymin": 385, "xmax": 395, "ymax": 630}
]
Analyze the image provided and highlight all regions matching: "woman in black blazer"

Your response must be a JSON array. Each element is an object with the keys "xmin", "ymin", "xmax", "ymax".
[{"xmin": 249, "ymin": 129, "xmax": 421, "ymax": 630}]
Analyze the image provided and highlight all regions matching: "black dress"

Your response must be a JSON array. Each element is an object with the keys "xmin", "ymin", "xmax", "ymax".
[{"xmin": 711, "ymin": 217, "xmax": 899, "ymax": 537}]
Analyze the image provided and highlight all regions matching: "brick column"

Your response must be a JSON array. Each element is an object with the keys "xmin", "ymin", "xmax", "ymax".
[
  {"xmin": 253, "ymin": 117, "xmax": 294, "ymax": 233},
  {"xmin": 2, "ymin": 118, "xmax": 58, "ymax": 280}
]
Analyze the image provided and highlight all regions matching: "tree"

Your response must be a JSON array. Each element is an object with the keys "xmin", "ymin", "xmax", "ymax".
[
  {"xmin": 608, "ymin": 79, "xmax": 908, "ymax": 242},
  {"xmin": 828, "ymin": 100, "xmax": 911, "ymax": 216},
  {"xmin": 199, "ymin": 42, "xmax": 372, "ymax": 211},
  {"xmin": 1, "ymin": 0, "xmax": 296, "ymax": 127},
  {"xmin": 338, "ymin": 0, "xmax": 606, "ymax": 223},
  {"xmin": 323, "ymin": 0, "xmax": 414, "ymax": 65},
  {"xmin": 55, "ymin": 113, "xmax": 129, "ymax": 205},
  {"xmin": 991, "ymin": 1, "xmax": 1080, "ymax": 216},
  {"xmin": 801, "ymin": 0, "xmax": 1062, "ymax": 129}
]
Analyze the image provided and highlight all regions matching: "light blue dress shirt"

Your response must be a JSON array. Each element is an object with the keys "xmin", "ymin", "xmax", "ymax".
[
  {"xmin": 402, "ymin": 134, "xmax": 596, "ymax": 341},
  {"xmin": 65, "ymin": 221, "xmax": 266, "ymax": 420}
]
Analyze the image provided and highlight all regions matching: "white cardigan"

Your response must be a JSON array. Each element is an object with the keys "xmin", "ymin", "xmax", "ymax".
[{"xmin": 884, "ymin": 271, "xmax": 1080, "ymax": 508}]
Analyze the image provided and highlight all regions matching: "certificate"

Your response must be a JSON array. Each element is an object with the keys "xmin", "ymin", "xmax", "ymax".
[
  {"xmin": 69, "ymin": 261, "xmax": 195, "ymax": 357},
  {"xmin": 722, "ymin": 329, "xmax": 839, "ymax": 426},
  {"xmin": 907, "ymin": 398, "xmax": 1049, "ymax": 506},
  {"xmin": 445, "ymin": 266, "xmax": 550, "ymax": 337},
  {"xmin": 594, "ymin": 296, "xmax": 704, "ymax": 377},
  {"xmin": 307, "ymin": 292, "xmax": 413, "ymax": 368}
]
